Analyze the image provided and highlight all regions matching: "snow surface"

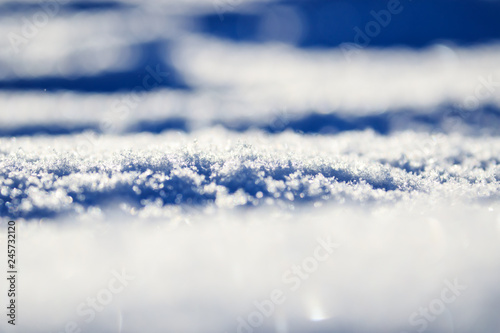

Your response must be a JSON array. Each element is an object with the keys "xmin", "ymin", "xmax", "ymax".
[
  {"xmin": 1, "ymin": 0, "xmax": 500, "ymax": 332},
  {"xmin": 2, "ymin": 204, "xmax": 500, "ymax": 333},
  {"xmin": 2, "ymin": 41, "xmax": 500, "ymax": 136},
  {"xmin": 1, "ymin": 129, "xmax": 500, "ymax": 333},
  {"xmin": 1, "ymin": 129, "xmax": 500, "ymax": 219}
]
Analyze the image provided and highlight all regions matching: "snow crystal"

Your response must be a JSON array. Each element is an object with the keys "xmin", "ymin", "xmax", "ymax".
[{"xmin": 1, "ymin": 129, "xmax": 499, "ymax": 219}]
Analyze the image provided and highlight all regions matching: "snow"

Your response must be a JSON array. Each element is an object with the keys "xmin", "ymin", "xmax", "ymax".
[
  {"xmin": 1, "ymin": 0, "xmax": 500, "ymax": 332},
  {"xmin": 2, "ymin": 40, "xmax": 500, "ymax": 135},
  {"xmin": 2, "ymin": 127, "xmax": 499, "ymax": 332},
  {"xmin": 2, "ymin": 203, "xmax": 500, "ymax": 333},
  {"xmin": 1, "ymin": 129, "xmax": 499, "ymax": 219}
]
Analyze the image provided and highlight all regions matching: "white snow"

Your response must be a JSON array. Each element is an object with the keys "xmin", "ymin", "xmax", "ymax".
[
  {"xmin": 1, "ymin": 129, "xmax": 499, "ymax": 219},
  {"xmin": 1, "ymin": 203, "xmax": 500, "ymax": 333},
  {"xmin": 1, "ymin": 124, "xmax": 499, "ymax": 333},
  {"xmin": 171, "ymin": 37, "xmax": 500, "ymax": 112},
  {"xmin": 2, "ymin": 41, "xmax": 500, "ymax": 134},
  {"xmin": 1, "ymin": 1, "xmax": 500, "ymax": 332}
]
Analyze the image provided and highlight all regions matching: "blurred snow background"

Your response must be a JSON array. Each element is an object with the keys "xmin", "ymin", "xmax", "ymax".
[{"xmin": 1, "ymin": 0, "xmax": 500, "ymax": 332}]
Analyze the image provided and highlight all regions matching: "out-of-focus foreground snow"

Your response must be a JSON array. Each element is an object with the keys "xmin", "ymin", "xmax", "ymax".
[{"xmin": 2, "ymin": 204, "xmax": 500, "ymax": 333}]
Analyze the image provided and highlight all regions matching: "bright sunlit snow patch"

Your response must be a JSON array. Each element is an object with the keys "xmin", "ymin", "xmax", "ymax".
[
  {"xmin": 1, "ymin": 129, "xmax": 499, "ymax": 219},
  {"xmin": 171, "ymin": 37, "xmax": 500, "ymax": 112}
]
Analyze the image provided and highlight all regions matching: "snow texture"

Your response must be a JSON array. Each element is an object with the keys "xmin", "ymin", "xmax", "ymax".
[
  {"xmin": 1, "ymin": 129, "xmax": 499, "ymax": 219},
  {"xmin": 1, "ymin": 0, "xmax": 500, "ymax": 332}
]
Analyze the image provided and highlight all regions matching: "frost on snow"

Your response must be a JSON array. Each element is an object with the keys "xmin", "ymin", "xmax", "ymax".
[{"xmin": 1, "ymin": 129, "xmax": 499, "ymax": 219}]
